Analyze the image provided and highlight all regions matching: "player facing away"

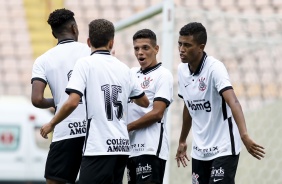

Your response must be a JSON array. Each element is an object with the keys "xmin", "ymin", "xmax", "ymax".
[
  {"xmin": 31, "ymin": 8, "xmax": 90, "ymax": 184},
  {"xmin": 175, "ymin": 22, "xmax": 265, "ymax": 184},
  {"xmin": 127, "ymin": 29, "xmax": 173, "ymax": 184},
  {"xmin": 40, "ymin": 19, "xmax": 149, "ymax": 184}
]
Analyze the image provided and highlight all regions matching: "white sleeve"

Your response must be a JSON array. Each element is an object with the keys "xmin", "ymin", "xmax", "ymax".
[
  {"xmin": 154, "ymin": 71, "xmax": 173, "ymax": 107},
  {"xmin": 129, "ymin": 70, "xmax": 145, "ymax": 99},
  {"xmin": 212, "ymin": 62, "xmax": 233, "ymax": 94},
  {"xmin": 65, "ymin": 59, "xmax": 87, "ymax": 97},
  {"xmin": 31, "ymin": 58, "xmax": 47, "ymax": 84}
]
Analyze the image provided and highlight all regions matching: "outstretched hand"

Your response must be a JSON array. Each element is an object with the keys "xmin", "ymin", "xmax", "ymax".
[
  {"xmin": 242, "ymin": 135, "xmax": 265, "ymax": 160},
  {"xmin": 175, "ymin": 142, "xmax": 190, "ymax": 167},
  {"xmin": 40, "ymin": 122, "xmax": 55, "ymax": 139}
]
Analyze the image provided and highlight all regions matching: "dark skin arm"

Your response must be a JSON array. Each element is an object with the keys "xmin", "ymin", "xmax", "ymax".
[
  {"xmin": 31, "ymin": 80, "xmax": 55, "ymax": 108},
  {"xmin": 175, "ymin": 103, "xmax": 191, "ymax": 167},
  {"xmin": 40, "ymin": 93, "xmax": 81, "ymax": 139},
  {"xmin": 132, "ymin": 94, "xmax": 149, "ymax": 108},
  {"xmin": 127, "ymin": 100, "xmax": 166, "ymax": 132},
  {"xmin": 222, "ymin": 89, "xmax": 265, "ymax": 160}
]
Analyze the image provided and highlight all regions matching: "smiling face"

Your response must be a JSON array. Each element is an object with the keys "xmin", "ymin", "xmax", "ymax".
[{"xmin": 133, "ymin": 38, "xmax": 159, "ymax": 70}]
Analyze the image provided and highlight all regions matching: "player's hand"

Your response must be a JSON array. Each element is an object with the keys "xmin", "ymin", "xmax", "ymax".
[
  {"xmin": 40, "ymin": 122, "xmax": 55, "ymax": 139},
  {"xmin": 242, "ymin": 134, "xmax": 265, "ymax": 160},
  {"xmin": 175, "ymin": 142, "xmax": 190, "ymax": 167}
]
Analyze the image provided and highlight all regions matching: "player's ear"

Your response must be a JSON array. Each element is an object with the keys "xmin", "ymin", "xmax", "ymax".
[
  {"xmin": 154, "ymin": 45, "xmax": 159, "ymax": 54},
  {"xmin": 87, "ymin": 38, "xmax": 91, "ymax": 47},
  {"xmin": 109, "ymin": 39, "xmax": 114, "ymax": 50},
  {"xmin": 52, "ymin": 31, "xmax": 57, "ymax": 39},
  {"xmin": 199, "ymin": 44, "xmax": 205, "ymax": 51}
]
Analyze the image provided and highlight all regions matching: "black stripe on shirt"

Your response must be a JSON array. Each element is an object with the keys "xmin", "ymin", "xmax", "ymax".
[
  {"xmin": 219, "ymin": 86, "xmax": 233, "ymax": 95},
  {"xmin": 31, "ymin": 77, "xmax": 47, "ymax": 84},
  {"xmin": 65, "ymin": 88, "xmax": 83, "ymax": 97},
  {"xmin": 154, "ymin": 97, "xmax": 171, "ymax": 107},
  {"xmin": 130, "ymin": 92, "xmax": 145, "ymax": 99},
  {"xmin": 228, "ymin": 117, "xmax": 236, "ymax": 155},
  {"xmin": 83, "ymin": 118, "xmax": 92, "ymax": 155},
  {"xmin": 156, "ymin": 123, "xmax": 164, "ymax": 157},
  {"xmin": 221, "ymin": 96, "xmax": 228, "ymax": 121},
  {"xmin": 178, "ymin": 94, "xmax": 183, "ymax": 99}
]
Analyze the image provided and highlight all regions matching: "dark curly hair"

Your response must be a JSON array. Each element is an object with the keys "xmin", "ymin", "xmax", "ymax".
[
  {"xmin": 88, "ymin": 19, "xmax": 115, "ymax": 48},
  {"xmin": 133, "ymin": 29, "xmax": 157, "ymax": 46},
  {"xmin": 179, "ymin": 22, "xmax": 207, "ymax": 45},
  {"xmin": 47, "ymin": 8, "xmax": 75, "ymax": 34}
]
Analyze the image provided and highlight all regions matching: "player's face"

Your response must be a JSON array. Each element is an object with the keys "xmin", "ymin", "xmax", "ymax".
[
  {"xmin": 133, "ymin": 38, "xmax": 159, "ymax": 70},
  {"xmin": 178, "ymin": 35, "xmax": 203, "ymax": 65}
]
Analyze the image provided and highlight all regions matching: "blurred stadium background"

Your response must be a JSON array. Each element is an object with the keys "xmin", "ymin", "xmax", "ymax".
[{"xmin": 0, "ymin": 0, "xmax": 282, "ymax": 183}]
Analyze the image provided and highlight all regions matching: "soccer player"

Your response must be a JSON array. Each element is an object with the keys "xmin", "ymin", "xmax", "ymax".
[
  {"xmin": 31, "ymin": 9, "xmax": 90, "ymax": 184},
  {"xmin": 175, "ymin": 22, "xmax": 265, "ymax": 184},
  {"xmin": 127, "ymin": 29, "xmax": 173, "ymax": 184},
  {"xmin": 40, "ymin": 19, "xmax": 149, "ymax": 184}
]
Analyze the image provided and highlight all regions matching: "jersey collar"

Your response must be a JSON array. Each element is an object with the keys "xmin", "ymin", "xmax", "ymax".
[
  {"xmin": 189, "ymin": 52, "xmax": 207, "ymax": 76},
  {"xmin": 57, "ymin": 39, "xmax": 75, "ymax": 45},
  {"xmin": 91, "ymin": 50, "xmax": 110, "ymax": 55},
  {"xmin": 138, "ymin": 62, "xmax": 162, "ymax": 75}
]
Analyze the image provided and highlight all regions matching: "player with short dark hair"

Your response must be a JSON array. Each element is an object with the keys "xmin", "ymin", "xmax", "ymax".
[
  {"xmin": 31, "ymin": 8, "xmax": 90, "ymax": 184},
  {"xmin": 127, "ymin": 29, "xmax": 173, "ymax": 184},
  {"xmin": 175, "ymin": 22, "xmax": 265, "ymax": 184},
  {"xmin": 40, "ymin": 18, "xmax": 149, "ymax": 184}
]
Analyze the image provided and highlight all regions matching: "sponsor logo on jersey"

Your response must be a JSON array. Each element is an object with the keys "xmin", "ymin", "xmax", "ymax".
[
  {"xmin": 198, "ymin": 77, "xmax": 207, "ymax": 91},
  {"xmin": 131, "ymin": 143, "xmax": 145, "ymax": 152},
  {"xmin": 141, "ymin": 77, "xmax": 153, "ymax": 89},
  {"xmin": 192, "ymin": 172, "xmax": 199, "ymax": 184},
  {"xmin": 136, "ymin": 163, "xmax": 152, "ymax": 175},
  {"xmin": 68, "ymin": 120, "xmax": 86, "ymax": 135},
  {"xmin": 187, "ymin": 100, "xmax": 211, "ymax": 112},
  {"xmin": 211, "ymin": 167, "xmax": 225, "ymax": 177},
  {"xmin": 106, "ymin": 138, "xmax": 130, "ymax": 152},
  {"xmin": 193, "ymin": 146, "xmax": 219, "ymax": 157}
]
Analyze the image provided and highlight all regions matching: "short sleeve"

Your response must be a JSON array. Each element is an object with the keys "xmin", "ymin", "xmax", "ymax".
[
  {"xmin": 31, "ymin": 58, "xmax": 47, "ymax": 84},
  {"xmin": 65, "ymin": 59, "xmax": 87, "ymax": 97},
  {"xmin": 129, "ymin": 70, "xmax": 145, "ymax": 99},
  {"xmin": 212, "ymin": 62, "xmax": 233, "ymax": 95},
  {"xmin": 154, "ymin": 71, "xmax": 173, "ymax": 107}
]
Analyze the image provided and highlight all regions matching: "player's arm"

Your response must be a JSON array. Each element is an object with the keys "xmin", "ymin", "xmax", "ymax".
[
  {"xmin": 132, "ymin": 93, "xmax": 149, "ymax": 108},
  {"xmin": 31, "ymin": 80, "xmax": 55, "ymax": 108},
  {"xmin": 176, "ymin": 103, "xmax": 191, "ymax": 167},
  {"xmin": 40, "ymin": 93, "xmax": 80, "ymax": 139},
  {"xmin": 127, "ymin": 100, "xmax": 166, "ymax": 131},
  {"xmin": 222, "ymin": 89, "xmax": 265, "ymax": 159}
]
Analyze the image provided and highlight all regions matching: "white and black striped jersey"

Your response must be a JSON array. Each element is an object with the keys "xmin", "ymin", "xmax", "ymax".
[
  {"xmin": 178, "ymin": 52, "xmax": 241, "ymax": 161},
  {"xmin": 31, "ymin": 40, "xmax": 90, "ymax": 142},
  {"xmin": 66, "ymin": 50, "xmax": 145, "ymax": 156},
  {"xmin": 127, "ymin": 63, "xmax": 173, "ymax": 160}
]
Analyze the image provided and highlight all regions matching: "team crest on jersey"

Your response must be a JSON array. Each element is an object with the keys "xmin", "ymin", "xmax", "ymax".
[
  {"xmin": 192, "ymin": 172, "xmax": 199, "ymax": 184},
  {"xmin": 141, "ymin": 77, "xmax": 153, "ymax": 89},
  {"xmin": 198, "ymin": 77, "xmax": 207, "ymax": 91}
]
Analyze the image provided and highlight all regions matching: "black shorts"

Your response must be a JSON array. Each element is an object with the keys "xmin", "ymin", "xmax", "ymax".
[
  {"xmin": 45, "ymin": 136, "xmax": 85, "ymax": 183},
  {"xmin": 192, "ymin": 154, "xmax": 240, "ymax": 184},
  {"xmin": 127, "ymin": 155, "xmax": 166, "ymax": 184},
  {"xmin": 79, "ymin": 155, "xmax": 129, "ymax": 184}
]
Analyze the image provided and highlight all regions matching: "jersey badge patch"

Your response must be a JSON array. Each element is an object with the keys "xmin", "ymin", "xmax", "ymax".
[
  {"xmin": 198, "ymin": 77, "xmax": 207, "ymax": 91},
  {"xmin": 141, "ymin": 77, "xmax": 153, "ymax": 89}
]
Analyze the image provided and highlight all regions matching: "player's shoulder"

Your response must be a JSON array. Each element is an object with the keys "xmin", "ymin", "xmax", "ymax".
[
  {"xmin": 130, "ymin": 66, "xmax": 140, "ymax": 73},
  {"xmin": 207, "ymin": 56, "xmax": 226, "ymax": 70},
  {"xmin": 177, "ymin": 62, "xmax": 188, "ymax": 71}
]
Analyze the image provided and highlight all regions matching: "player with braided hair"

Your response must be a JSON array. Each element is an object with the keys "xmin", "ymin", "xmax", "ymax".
[{"xmin": 31, "ymin": 8, "xmax": 90, "ymax": 184}]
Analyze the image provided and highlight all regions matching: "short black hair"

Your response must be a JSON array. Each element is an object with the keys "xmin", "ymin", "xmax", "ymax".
[
  {"xmin": 88, "ymin": 19, "xmax": 115, "ymax": 48},
  {"xmin": 47, "ymin": 8, "xmax": 75, "ymax": 34},
  {"xmin": 179, "ymin": 22, "xmax": 207, "ymax": 45},
  {"xmin": 133, "ymin": 29, "xmax": 157, "ymax": 46}
]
